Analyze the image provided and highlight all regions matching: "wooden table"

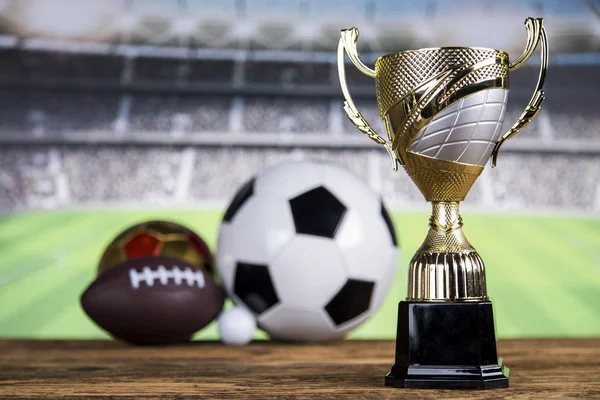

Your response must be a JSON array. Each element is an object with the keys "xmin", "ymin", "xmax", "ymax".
[{"xmin": 0, "ymin": 339, "xmax": 598, "ymax": 399}]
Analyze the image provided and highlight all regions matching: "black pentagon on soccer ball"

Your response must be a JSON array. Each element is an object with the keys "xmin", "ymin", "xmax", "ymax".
[
  {"xmin": 234, "ymin": 261, "xmax": 279, "ymax": 315},
  {"xmin": 380, "ymin": 201, "xmax": 398, "ymax": 246},
  {"xmin": 325, "ymin": 279, "xmax": 374, "ymax": 326},
  {"xmin": 223, "ymin": 177, "xmax": 255, "ymax": 222},
  {"xmin": 289, "ymin": 186, "xmax": 346, "ymax": 238}
]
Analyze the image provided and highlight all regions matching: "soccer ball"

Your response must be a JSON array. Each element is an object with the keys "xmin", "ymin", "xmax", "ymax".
[
  {"xmin": 98, "ymin": 220, "xmax": 213, "ymax": 276},
  {"xmin": 216, "ymin": 161, "xmax": 399, "ymax": 341}
]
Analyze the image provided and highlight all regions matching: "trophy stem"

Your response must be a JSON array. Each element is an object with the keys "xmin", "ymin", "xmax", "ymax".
[
  {"xmin": 407, "ymin": 201, "xmax": 488, "ymax": 301},
  {"xmin": 386, "ymin": 202, "xmax": 507, "ymax": 390}
]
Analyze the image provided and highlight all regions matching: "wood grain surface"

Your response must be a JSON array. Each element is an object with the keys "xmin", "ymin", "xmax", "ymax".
[{"xmin": 0, "ymin": 339, "xmax": 598, "ymax": 399}]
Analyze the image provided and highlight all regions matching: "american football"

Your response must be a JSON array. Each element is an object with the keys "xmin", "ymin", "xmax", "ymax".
[{"xmin": 81, "ymin": 256, "xmax": 225, "ymax": 345}]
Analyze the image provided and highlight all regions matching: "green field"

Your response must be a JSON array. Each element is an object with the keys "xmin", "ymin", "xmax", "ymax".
[{"xmin": 0, "ymin": 208, "xmax": 598, "ymax": 341}]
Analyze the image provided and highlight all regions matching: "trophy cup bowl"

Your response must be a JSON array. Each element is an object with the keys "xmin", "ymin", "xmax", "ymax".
[{"xmin": 338, "ymin": 18, "xmax": 548, "ymax": 389}]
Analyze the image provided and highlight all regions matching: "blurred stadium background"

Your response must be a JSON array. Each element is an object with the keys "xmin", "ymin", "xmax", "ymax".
[{"xmin": 0, "ymin": 0, "xmax": 598, "ymax": 340}]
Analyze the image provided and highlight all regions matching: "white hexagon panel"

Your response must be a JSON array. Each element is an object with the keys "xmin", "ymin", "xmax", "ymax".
[
  {"xmin": 258, "ymin": 306, "xmax": 338, "ymax": 342},
  {"xmin": 323, "ymin": 163, "xmax": 379, "ymax": 213},
  {"xmin": 216, "ymin": 160, "xmax": 400, "ymax": 342},
  {"xmin": 254, "ymin": 160, "xmax": 325, "ymax": 200},
  {"xmin": 269, "ymin": 236, "xmax": 347, "ymax": 309}
]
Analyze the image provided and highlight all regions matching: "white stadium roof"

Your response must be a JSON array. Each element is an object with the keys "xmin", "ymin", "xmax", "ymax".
[{"xmin": 0, "ymin": 0, "xmax": 598, "ymax": 54}]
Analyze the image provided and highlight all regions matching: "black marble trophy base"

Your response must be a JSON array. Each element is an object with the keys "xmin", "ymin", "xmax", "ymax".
[{"xmin": 385, "ymin": 301, "xmax": 509, "ymax": 390}]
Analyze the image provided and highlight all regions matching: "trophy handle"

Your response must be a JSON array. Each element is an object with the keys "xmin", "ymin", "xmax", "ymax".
[
  {"xmin": 491, "ymin": 17, "xmax": 548, "ymax": 168},
  {"xmin": 338, "ymin": 28, "xmax": 399, "ymax": 170}
]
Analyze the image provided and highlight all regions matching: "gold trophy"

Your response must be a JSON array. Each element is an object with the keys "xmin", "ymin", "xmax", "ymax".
[{"xmin": 338, "ymin": 18, "xmax": 547, "ymax": 389}]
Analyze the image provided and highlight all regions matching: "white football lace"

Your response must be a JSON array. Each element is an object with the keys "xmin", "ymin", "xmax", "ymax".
[{"xmin": 129, "ymin": 265, "xmax": 205, "ymax": 289}]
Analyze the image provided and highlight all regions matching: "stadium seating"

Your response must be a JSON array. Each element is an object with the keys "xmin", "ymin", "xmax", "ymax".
[
  {"xmin": 546, "ymin": 102, "xmax": 599, "ymax": 139},
  {"xmin": 243, "ymin": 97, "xmax": 329, "ymax": 133},
  {"xmin": 129, "ymin": 95, "xmax": 182, "ymax": 133},
  {"xmin": 31, "ymin": 91, "xmax": 119, "ymax": 135},
  {"xmin": 134, "ymin": 57, "xmax": 189, "ymax": 82},
  {"xmin": 245, "ymin": 61, "xmax": 332, "ymax": 85},
  {"xmin": 0, "ymin": 146, "xmax": 597, "ymax": 212},
  {"xmin": 0, "ymin": 50, "xmax": 598, "ymax": 213},
  {"xmin": 61, "ymin": 146, "xmax": 180, "ymax": 203},
  {"xmin": 133, "ymin": 58, "xmax": 236, "ymax": 83},
  {"xmin": 188, "ymin": 60, "xmax": 234, "ymax": 83},
  {"xmin": 0, "ymin": 89, "xmax": 32, "ymax": 136},
  {"xmin": 129, "ymin": 95, "xmax": 230, "ymax": 133},
  {"xmin": 21, "ymin": 51, "xmax": 124, "ymax": 80},
  {"xmin": 0, "ymin": 49, "xmax": 27, "ymax": 80}
]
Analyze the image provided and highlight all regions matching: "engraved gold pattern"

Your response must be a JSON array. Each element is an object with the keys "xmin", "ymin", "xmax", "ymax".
[
  {"xmin": 403, "ymin": 164, "xmax": 480, "ymax": 202},
  {"xmin": 441, "ymin": 63, "xmax": 508, "ymax": 105},
  {"xmin": 374, "ymin": 48, "xmax": 508, "ymax": 119}
]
